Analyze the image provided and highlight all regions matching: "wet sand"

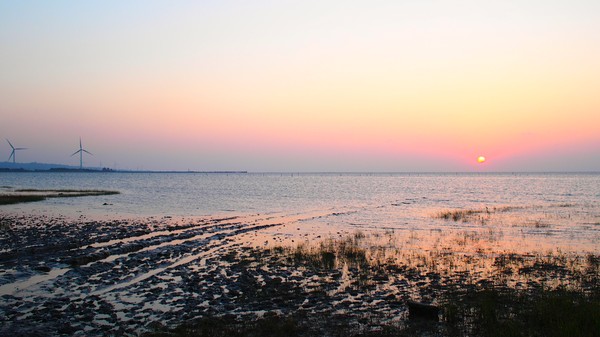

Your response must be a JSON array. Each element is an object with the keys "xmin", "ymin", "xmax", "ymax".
[{"xmin": 0, "ymin": 210, "xmax": 598, "ymax": 336}]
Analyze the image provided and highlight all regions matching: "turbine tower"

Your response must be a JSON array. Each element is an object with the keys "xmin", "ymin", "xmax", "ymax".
[
  {"xmin": 71, "ymin": 137, "xmax": 92, "ymax": 169},
  {"xmin": 6, "ymin": 139, "xmax": 27, "ymax": 164}
]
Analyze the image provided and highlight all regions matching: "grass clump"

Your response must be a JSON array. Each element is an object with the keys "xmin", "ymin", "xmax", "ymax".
[
  {"xmin": 143, "ymin": 314, "xmax": 303, "ymax": 337},
  {"xmin": 443, "ymin": 288, "xmax": 600, "ymax": 337},
  {"xmin": 143, "ymin": 288, "xmax": 599, "ymax": 337},
  {"xmin": 0, "ymin": 195, "xmax": 46, "ymax": 205},
  {"xmin": 142, "ymin": 312, "xmax": 414, "ymax": 337},
  {"xmin": 15, "ymin": 188, "xmax": 119, "ymax": 194},
  {"xmin": 289, "ymin": 234, "xmax": 369, "ymax": 270},
  {"xmin": 0, "ymin": 189, "xmax": 120, "ymax": 205},
  {"xmin": 291, "ymin": 242, "xmax": 337, "ymax": 269},
  {"xmin": 436, "ymin": 209, "xmax": 483, "ymax": 222},
  {"xmin": 435, "ymin": 206, "xmax": 521, "ymax": 222}
]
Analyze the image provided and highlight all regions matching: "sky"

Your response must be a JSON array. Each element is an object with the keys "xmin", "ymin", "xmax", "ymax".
[{"xmin": 1, "ymin": 1, "xmax": 599, "ymax": 172}]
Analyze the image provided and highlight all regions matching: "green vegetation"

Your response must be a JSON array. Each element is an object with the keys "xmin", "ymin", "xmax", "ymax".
[
  {"xmin": 436, "ymin": 209, "xmax": 484, "ymax": 221},
  {"xmin": 0, "ymin": 189, "xmax": 120, "ymax": 205},
  {"xmin": 435, "ymin": 206, "xmax": 521, "ymax": 222},
  {"xmin": 230, "ymin": 233, "xmax": 598, "ymax": 337},
  {"xmin": 0, "ymin": 195, "xmax": 46, "ymax": 205},
  {"xmin": 443, "ymin": 288, "xmax": 600, "ymax": 337},
  {"xmin": 0, "ymin": 216, "xmax": 11, "ymax": 231},
  {"xmin": 144, "ymin": 314, "xmax": 304, "ymax": 337},
  {"xmin": 14, "ymin": 188, "xmax": 120, "ymax": 195},
  {"xmin": 143, "ymin": 287, "xmax": 599, "ymax": 337},
  {"xmin": 276, "ymin": 232, "xmax": 369, "ymax": 270}
]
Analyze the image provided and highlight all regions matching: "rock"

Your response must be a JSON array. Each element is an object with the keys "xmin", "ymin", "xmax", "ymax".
[
  {"xmin": 407, "ymin": 300, "xmax": 440, "ymax": 321},
  {"xmin": 268, "ymin": 276, "xmax": 282, "ymax": 286},
  {"xmin": 34, "ymin": 264, "xmax": 51, "ymax": 273},
  {"xmin": 57, "ymin": 322, "xmax": 77, "ymax": 335},
  {"xmin": 145, "ymin": 320, "xmax": 165, "ymax": 331}
]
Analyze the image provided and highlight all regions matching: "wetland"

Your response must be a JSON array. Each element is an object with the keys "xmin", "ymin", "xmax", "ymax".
[{"xmin": 0, "ymin": 172, "xmax": 598, "ymax": 335}]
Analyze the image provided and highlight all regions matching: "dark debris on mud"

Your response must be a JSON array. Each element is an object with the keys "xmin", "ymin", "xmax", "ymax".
[{"xmin": 0, "ymin": 213, "xmax": 598, "ymax": 337}]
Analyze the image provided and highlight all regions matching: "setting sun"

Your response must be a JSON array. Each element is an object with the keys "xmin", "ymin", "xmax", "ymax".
[{"xmin": 477, "ymin": 156, "xmax": 486, "ymax": 164}]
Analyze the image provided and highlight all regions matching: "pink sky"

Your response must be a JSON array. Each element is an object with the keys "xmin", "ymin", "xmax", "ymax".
[{"xmin": 1, "ymin": 1, "xmax": 599, "ymax": 171}]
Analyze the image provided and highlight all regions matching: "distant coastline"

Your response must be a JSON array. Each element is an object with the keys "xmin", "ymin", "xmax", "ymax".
[
  {"xmin": 0, "ymin": 167, "xmax": 248, "ymax": 174},
  {"xmin": 0, "ymin": 167, "xmax": 114, "ymax": 173},
  {"xmin": 0, "ymin": 162, "xmax": 597, "ymax": 175},
  {"xmin": 0, "ymin": 162, "xmax": 247, "ymax": 173}
]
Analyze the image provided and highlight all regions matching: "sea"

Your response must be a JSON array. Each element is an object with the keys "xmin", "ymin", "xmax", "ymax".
[
  {"xmin": 1, "ymin": 172, "xmax": 599, "ymax": 253},
  {"xmin": 1, "ymin": 172, "xmax": 599, "ymax": 335}
]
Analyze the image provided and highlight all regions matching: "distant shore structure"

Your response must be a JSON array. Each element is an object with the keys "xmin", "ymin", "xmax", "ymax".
[
  {"xmin": 2, "ymin": 136, "xmax": 249, "ymax": 173},
  {"xmin": 6, "ymin": 139, "xmax": 27, "ymax": 164},
  {"xmin": 71, "ymin": 138, "xmax": 93, "ymax": 170},
  {"xmin": 0, "ymin": 166, "xmax": 247, "ymax": 174}
]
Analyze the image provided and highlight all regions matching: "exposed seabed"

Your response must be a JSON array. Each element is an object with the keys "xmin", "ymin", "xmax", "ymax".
[{"xmin": 0, "ymin": 208, "xmax": 598, "ymax": 336}]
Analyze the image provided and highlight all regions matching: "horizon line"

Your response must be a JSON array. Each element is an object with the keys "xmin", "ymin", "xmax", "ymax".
[{"xmin": 1, "ymin": 167, "xmax": 599, "ymax": 175}]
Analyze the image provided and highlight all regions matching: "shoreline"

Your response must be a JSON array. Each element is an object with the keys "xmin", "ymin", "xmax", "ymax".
[{"xmin": 0, "ymin": 212, "xmax": 598, "ymax": 336}]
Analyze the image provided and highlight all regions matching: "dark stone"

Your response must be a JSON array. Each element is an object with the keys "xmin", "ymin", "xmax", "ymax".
[
  {"xmin": 407, "ymin": 300, "xmax": 440, "ymax": 321},
  {"xmin": 34, "ymin": 265, "xmax": 51, "ymax": 273},
  {"xmin": 57, "ymin": 322, "xmax": 77, "ymax": 335}
]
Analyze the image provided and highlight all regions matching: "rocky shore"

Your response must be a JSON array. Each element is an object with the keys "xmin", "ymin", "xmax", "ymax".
[{"xmin": 0, "ymin": 212, "xmax": 598, "ymax": 336}]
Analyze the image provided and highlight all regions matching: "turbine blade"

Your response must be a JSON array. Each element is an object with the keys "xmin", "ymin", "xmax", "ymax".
[
  {"xmin": 8, "ymin": 152, "xmax": 14, "ymax": 161},
  {"xmin": 71, "ymin": 150, "xmax": 82, "ymax": 156},
  {"xmin": 79, "ymin": 138, "xmax": 82, "ymax": 150},
  {"xmin": 15, "ymin": 147, "xmax": 27, "ymax": 150},
  {"xmin": 6, "ymin": 139, "xmax": 14, "ymax": 150},
  {"xmin": 83, "ymin": 150, "xmax": 93, "ymax": 155}
]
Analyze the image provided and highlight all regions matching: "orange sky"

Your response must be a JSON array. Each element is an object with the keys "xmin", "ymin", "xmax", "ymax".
[{"xmin": 1, "ymin": 1, "xmax": 599, "ymax": 171}]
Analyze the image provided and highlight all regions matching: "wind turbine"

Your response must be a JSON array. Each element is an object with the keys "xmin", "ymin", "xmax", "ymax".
[
  {"xmin": 6, "ymin": 139, "xmax": 27, "ymax": 164},
  {"xmin": 71, "ymin": 137, "xmax": 92, "ymax": 169}
]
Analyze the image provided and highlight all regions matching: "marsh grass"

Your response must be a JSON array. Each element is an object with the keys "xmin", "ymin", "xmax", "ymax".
[
  {"xmin": 143, "ymin": 289, "xmax": 600, "ymax": 337},
  {"xmin": 144, "ymin": 314, "xmax": 304, "ymax": 337},
  {"xmin": 511, "ymin": 219, "xmax": 553, "ymax": 228},
  {"xmin": 278, "ymin": 231, "xmax": 597, "ymax": 289},
  {"xmin": 587, "ymin": 254, "xmax": 600, "ymax": 271},
  {"xmin": 442, "ymin": 288, "xmax": 600, "ymax": 337},
  {"xmin": 0, "ymin": 216, "xmax": 10, "ymax": 231},
  {"xmin": 532, "ymin": 219, "xmax": 551, "ymax": 228},
  {"xmin": 435, "ymin": 206, "xmax": 522, "ymax": 223},
  {"xmin": 15, "ymin": 188, "xmax": 119, "ymax": 194},
  {"xmin": 0, "ymin": 195, "xmax": 46, "ymax": 205},
  {"xmin": 143, "ymin": 312, "xmax": 416, "ymax": 337},
  {"xmin": 287, "ymin": 234, "xmax": 369, "ymax": 270},
  {"xmin": 147, "ymin": 230, "xmax": 598, "ymax": 337},
  {"xmin": 436, "ymin": 209, "xmax": 483, "ymax": 222},
  {"xmin": 144, "ymin": 259, "xmax": 599, "ymax": 337},
  {"xmin": 0, "ymin": 189, "xmax": 120, "ymax": 205}
]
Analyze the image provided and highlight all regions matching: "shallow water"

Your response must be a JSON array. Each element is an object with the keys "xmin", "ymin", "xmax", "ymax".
[
  {"xmin": 1, "ymin": 172, "xmax": 599, "ymax": 253},
  {"xmin": 1, "ymin": 172, "xmax": 598, "ymax": 214}
]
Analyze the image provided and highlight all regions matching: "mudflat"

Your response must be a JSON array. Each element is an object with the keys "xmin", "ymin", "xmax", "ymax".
[{"xmin": 0, "ymin": 212, "xmax": 598, "ymax": 336}]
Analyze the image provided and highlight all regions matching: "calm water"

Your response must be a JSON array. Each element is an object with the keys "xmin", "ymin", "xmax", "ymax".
[{"xmin": 1, "ymin": 172, "xmax": 599, "ymax": 252}]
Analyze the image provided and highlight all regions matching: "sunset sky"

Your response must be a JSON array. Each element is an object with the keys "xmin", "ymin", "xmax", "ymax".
[{"xmin": 1, "ymin": 1, "xmax": 599, "ymax": 172}]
